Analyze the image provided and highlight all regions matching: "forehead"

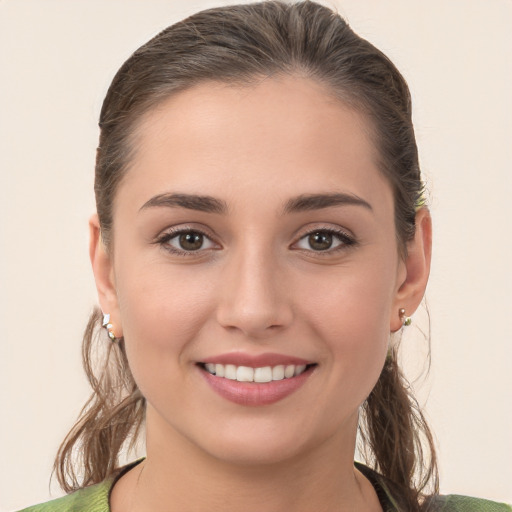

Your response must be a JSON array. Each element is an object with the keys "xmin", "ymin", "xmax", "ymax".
[{"xmin": 119, "ymin": 75, "xmax": 392, "ymax": 214}]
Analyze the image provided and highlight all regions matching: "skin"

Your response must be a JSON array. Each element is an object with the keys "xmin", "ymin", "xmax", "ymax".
[{"xmin": 90, "ymin": 75, "xmax": 431, "ymax": 512}]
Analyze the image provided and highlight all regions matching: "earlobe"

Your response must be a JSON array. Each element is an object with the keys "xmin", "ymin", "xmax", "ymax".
[
  {"xmin": 390, "ymin": 208, "xmax": 432, "ymax": 332},
  {"xmin": 89, "ymin": 214, "xmax": 122, "ymax": 334}
]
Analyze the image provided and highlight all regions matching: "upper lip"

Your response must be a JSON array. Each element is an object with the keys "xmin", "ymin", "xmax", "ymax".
[{"xmin": 200, "ymin": 352, "xmax": 314, "ymax": 367}]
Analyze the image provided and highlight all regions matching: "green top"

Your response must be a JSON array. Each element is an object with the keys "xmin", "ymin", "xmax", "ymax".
[{"xmin": 18, "ymin": 460, "xmax": 512, "ymax": 512}]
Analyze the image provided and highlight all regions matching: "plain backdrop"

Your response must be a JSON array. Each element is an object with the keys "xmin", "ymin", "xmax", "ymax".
[{"xmin": 1, "ymin": 0, "xmax": 511, "ymax": 510}]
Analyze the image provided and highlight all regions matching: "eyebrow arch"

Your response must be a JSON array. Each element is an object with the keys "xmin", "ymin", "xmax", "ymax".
[
  {"xmin": 283, "ymin": 193, "xmax": 373, "ymax": 214},
  {"xmin": 139, "ymin": 193, "xmax": 228, "ymax": 214}
]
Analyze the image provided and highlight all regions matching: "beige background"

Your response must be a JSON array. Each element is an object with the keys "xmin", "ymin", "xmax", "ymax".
[{"xmin": 1, "ymin": 0, "xmax": 511, "ymax": 510}]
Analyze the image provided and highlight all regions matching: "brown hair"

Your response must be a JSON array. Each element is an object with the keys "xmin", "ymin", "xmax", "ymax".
[{"xmin": 54, "ymin": 1, "xmax": 438, "ymax": 509}]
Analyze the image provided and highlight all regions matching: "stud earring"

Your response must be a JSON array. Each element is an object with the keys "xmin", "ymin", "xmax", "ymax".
[
  {"xmin": 399, "ymin": 308, "xmax": 412, "ymax": 327},
  {"xmin": 102, "ymin": 313, "xmax": 118, "ymax": 342}
]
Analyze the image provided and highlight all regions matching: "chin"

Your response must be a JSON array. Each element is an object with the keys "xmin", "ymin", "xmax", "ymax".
[
  {"xmin": 181, "ymin": 410, "xmax": 348, "ymax": 470},
  {"xmin": 206, "ymin": 434, "xmax": 314, "ymax": 468}
]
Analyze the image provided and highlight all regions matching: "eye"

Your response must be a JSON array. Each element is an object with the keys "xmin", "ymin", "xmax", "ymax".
[
  {"xmin": 157, "ymin": 229, "xmax": 217, "ymax": 254},
  {"xmin": 294, "ymin": 229, "xmax": 355, "ymax": 252}
]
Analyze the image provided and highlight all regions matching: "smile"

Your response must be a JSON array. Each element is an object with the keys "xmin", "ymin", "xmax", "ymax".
[
  {"xmin": 202, "ymin": 363, "xmax": 309, "ymax": 382},
  {"xmin": 197, "ymin": 357, "xmax": 317, "ymax": 406}
]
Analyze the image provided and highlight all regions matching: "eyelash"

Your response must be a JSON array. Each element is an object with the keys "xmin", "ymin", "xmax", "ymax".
[
  {"xmin": 154, "ymin": 227, "xmax": 217, "ymax": 257},
  {"xmin": 293, "ymin": 227, "xmax": 357, "ymax": 254},
  {"xmin": 154, "ymin": 226, "xmax": 357, "ymax": 257}
]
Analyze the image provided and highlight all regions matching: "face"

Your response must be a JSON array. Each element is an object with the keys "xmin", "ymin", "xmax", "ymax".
[{"xmin": 94, "ymin": 76, "xmax": 413, "ymax": 466}]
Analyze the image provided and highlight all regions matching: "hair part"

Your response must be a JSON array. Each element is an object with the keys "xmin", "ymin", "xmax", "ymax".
[{"xmin": 55, "ymin": 1, "xmax": 437, "ymax": 508}]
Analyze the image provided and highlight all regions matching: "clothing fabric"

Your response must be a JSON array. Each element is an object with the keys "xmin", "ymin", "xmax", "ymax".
[{"xmin": 18, "ymin": 459, "xmax": 512, "ymax": 512}]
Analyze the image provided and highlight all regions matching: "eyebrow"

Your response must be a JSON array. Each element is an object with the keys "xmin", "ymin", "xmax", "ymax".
[
  {"xmin": 139, "ymin": 191, "xmax": 372, "ymax": 215},
  {"xmin": 140, "ymin": 193, "xmax": 228, "ymax": 214},
  {"xmin": 283, "ymin": 193, "xmax": 373, "ymax": 214}
]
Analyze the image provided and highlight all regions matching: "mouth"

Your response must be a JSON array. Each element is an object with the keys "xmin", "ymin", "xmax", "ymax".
[
  {"xmin": 198, "ymin": 362, "xmax": 316, "ymax": 383},
  {"xmin": 197, "ymin": 359, "xmax": 317, "ymax": 406}
]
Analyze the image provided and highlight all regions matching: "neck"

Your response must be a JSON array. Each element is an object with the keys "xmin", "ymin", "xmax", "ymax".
[
  {"xmin": 111, "ymin": 404, "xmax": 381, "ymax": 512},
  {"xmin": 118, "ymin": 408, "xmax": 382, "ymax": 512}
]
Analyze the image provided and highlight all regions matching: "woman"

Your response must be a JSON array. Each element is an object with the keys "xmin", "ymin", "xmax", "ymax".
[{"xmin": 16, "ymin": 1, "xmax": 511, "ymax": 511}]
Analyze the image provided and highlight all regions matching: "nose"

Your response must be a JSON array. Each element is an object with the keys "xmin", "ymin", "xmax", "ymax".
[{"xmin": 215, "ymin": 245, "xmax": 293, "ymax": 339}]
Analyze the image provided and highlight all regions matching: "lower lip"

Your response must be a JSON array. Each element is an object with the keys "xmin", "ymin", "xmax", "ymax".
[{"xmin": 199, "ymin": 365, "xmax": 315, "ymax": 406}]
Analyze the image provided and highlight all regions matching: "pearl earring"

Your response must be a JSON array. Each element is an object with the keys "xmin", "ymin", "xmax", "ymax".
[
  {"xmin": 102, "ymin": 313, "xmax": 118, "ymax": 342},
  {"xmin": 399, "ymin": 308, "xmax": 412, "ymax": 327}
]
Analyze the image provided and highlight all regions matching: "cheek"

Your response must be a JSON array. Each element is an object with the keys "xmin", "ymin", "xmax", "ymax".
[
  {"xmin": 298, "ymin": 261, "xmax": 395, "ymax": 396},
  {"xmin": 113, "ymin": 259, "xmax": 214, "ymax": 383},
  {"xmin": 301, "ymin": 261, "xmax": 395, "ymax": 340}
]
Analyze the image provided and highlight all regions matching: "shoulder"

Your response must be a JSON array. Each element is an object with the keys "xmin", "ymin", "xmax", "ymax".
[
  {"xmin": 16, "ymin": 459, "xmax": 143, "ymax": 512},
  {"xmin": 16, "ymin": 480, "xmax": 111, "ymax": 512},
  {"xmin": 355, "ymin": 462, "xmax": 511, "ymax": 512},
  {"xmin": 431, "ymin": 494, "xmax": 512, "ymax": 511}
]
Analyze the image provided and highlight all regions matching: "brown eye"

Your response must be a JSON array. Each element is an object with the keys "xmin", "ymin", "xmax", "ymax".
[
  {"xmin": 308, "ymin": 232, "xmax": 333, "ymax": 251},
  {"xmin": 159, "ymin": 229, "xmax": 216, "ymax": 254},
  {"xmin": 293, "ymin": 228, "xmax": 355, "ymax": 253},
  {"xmin": 178, "ymin": 232, "xmax": 204, "ymax": 251}
]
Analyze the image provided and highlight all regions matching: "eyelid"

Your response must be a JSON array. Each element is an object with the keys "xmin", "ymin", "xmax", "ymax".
[
  {"xmin": 152, "ymin": 223, "xmax": 356, "ymax": 256},
  {"xmin": 154, "ymin": 224, "xmax": 220, "ymax": 255},
  {"xmin": 291, "ymin": 225, "xmax": 357, "ymax": 253}
]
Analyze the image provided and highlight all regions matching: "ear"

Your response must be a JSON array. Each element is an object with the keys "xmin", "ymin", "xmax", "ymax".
[
  {"xmin": 89, "ymin": 214, "xmax": 123, "ymax": 338},
  {"xmin": 390, "ymin": 208, "xmax": 432, "ymax": 332}
]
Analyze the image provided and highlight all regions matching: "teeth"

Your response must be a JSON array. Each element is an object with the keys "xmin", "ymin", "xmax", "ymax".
[
  {"xmin": 294, "ymin": 364, "xmax": 306, "ymax": 376},
  {"xmin": 254, "ymin": 366, "xmax": 272, "ymax": 383},
  {"xmin": 215, "ymin": 364, "xmax": 225, "ymax": 378},
  {"xmin": 236, "ymin": 366, "xmax": 254, "ymax": 382},
  {"xmin": 272, "ymin": 365, "xmax": 285, "ymax": 381},
  {"xmin": 203, "ymin": 363, "xmax": 309, "ymax": 382},
  {"xmin": 284, "ymin": 365, "xmax": 295, "ymax": 378},
  {"xmin": 225, "ymin": 364, "xmax": 237, "ymax": 380}
]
